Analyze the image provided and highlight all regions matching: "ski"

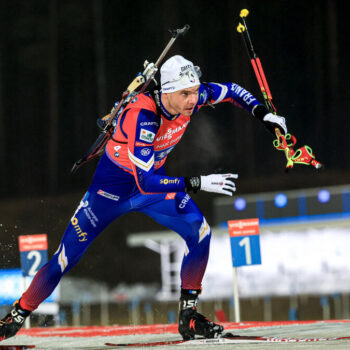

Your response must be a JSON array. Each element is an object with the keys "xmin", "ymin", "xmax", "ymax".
[
  {"xmin": 0, "ymin": 346, "xmax": 35, "ymax": 349},
  {"xmin": 105, "ymin": 333, "xmax": 350, "ymax": 347}
]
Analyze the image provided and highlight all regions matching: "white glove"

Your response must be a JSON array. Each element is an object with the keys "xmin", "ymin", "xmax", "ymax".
[
  {"xmin": 200, "ymin": 174, "xmax": 238, "ymax": 196},
  {"xmin": 263, "ymin": 113, "xmax": 287, "ymax": 134}
]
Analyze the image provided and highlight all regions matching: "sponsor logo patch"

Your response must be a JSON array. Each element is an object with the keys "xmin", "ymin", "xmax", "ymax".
[
  {"xmin": 140, "ymin": 128, "xmax": 155, "ymax": 143},
  {"xmin": 114, "ymin": 145, "xmax": 121, "ymax": 157},
  {"xmin": 231, "ymin": 83, "xmax": 256, "ymax": 105},
  {"xmin": 155, "ymin": 147, "xmax": 175, "ymax": 161},
  {"xmin": 162, "ymin": 86, "xmax": 176, "ymax": 92},
  {"xmin": 140, "ymin": 148, "xmax": 151, "ymax": 156},
  {"xmin": 181, "ymin": 64, "xmax": 192, "ymax": 71},
  {"xmin": 156, "ymin": 122, "xmax": 189, "ymax": 141},
  {"xmin": 97, "ymin": 189, "xmax": 120, "ymax": 202},
  {"xmin": 135, "ymin": 141, "xmax": 150, "ymax": 147},
  {"xmin": 71, "ymin": 217, "xmax": 88, "ymax": 242},
  {"xmin": 141, "ymin": 121, "xmax": 159, "ymax": 126},
  {"xmin": 200, "ymin": 90, "xmax": 208, "ymax": 104},
  {"xmin": 160, "ymin": 178, "xmax": 180, "ymax": 185},
  {"xmin": 179, "ymin": 194, "xmax": 191, "ymax": 209},
  {"xmin": 165, "ymin": 192, "xmax": 176, "ymax": 200},
  {"xmin": 83, "ymin": 207, "xmax": 99, "ymax": 228}
]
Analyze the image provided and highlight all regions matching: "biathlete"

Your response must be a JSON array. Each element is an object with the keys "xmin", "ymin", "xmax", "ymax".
[{"xmin": 0, "ymin": 55, "xmax": 287, "ymax": 341}]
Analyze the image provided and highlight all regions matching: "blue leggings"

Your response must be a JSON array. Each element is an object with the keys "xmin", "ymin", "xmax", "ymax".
[{"xmin": 21, "ymin": 187, "xmax": 211, "ymax": 311}]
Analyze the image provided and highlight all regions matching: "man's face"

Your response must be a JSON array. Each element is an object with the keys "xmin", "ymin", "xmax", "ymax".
[{"xmin": 162, "ymin": 86, "xmax": 200, "ymax": 117}]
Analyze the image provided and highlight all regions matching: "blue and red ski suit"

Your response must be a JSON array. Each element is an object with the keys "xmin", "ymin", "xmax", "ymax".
[{"xmin": 20, "ymin": 82, "xmax": 261, "ymax": 311}]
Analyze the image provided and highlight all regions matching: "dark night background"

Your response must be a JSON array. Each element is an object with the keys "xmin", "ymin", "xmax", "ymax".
[{"xmin": 0, "ymin": 0, "xmax": 348, "ymax": 286}]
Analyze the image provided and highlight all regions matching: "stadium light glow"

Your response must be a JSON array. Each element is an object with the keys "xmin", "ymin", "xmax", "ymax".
[
  {"xmin": 274, "ymin": 193, "xmax": 288, "ymax": 208},
  {"xmin": 234, "ymin": 197, "xmax": 246, "ymax": 211},
  {"xmin": 318, "ymin": 190, "xmax": 330, "ymax": 203}
]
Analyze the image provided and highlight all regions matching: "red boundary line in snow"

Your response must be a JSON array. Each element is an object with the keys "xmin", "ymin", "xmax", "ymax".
[{"xmin": 18, "ymin": 320, "xmax": 350, "ymax": 338}]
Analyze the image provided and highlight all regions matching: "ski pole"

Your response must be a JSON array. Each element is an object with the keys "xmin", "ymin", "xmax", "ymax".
[
  {"xmin": 237, "ymin": 10, "xmax": 276, "ymax": 114},
  {"xmin": 236, "ymin": 9, "xmax": 322, "ymax": 170},
  {"xmin": 71, "ymin": 25, "xmax": 190, "ymax": 173}
]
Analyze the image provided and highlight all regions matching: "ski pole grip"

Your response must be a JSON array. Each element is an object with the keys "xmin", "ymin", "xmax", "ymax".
[
  {"xmin": 240, "ymin": 9, "xmax": 249, "ymax": 18},
  {"xmin": 169, "ymin": 24, "xmax": 190, "ymax": 38}
]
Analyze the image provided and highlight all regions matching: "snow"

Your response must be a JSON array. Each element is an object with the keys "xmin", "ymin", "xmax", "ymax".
[{"xmin": 1, "ymin": 321, "xmax": 350, "ymax": 349}]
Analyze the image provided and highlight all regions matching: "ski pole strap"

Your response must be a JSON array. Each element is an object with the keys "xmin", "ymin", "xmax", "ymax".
[
  {"xmin": 273, "ymin": 128, "xmax": 294, "ymax": 169},
  {"xmin": 273, "ymin": 132, "xmax": 322, "ymax": 170},
  {"xmin": 273, "ymin": 133, "xmax": 296, "ymax": 150},
  {"xmin": 292, "ymin": 145, "xmax": 322, "ymax": 169}
]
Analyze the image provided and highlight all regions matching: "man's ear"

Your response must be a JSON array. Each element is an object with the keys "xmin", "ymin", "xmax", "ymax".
[{"xmin": 162, "ymin": 92, "xmax": 170, "ymax": 104}]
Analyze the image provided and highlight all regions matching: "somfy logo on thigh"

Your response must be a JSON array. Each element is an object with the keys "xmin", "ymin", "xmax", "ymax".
[{"xmin": 71, "ymin": 217, "xmax": 88, "ymax": 242}]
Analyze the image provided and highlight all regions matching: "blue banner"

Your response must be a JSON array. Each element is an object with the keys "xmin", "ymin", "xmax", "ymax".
[{"xmin": 0, "ymin": 269, "xmax": 56, "ymax": 306}]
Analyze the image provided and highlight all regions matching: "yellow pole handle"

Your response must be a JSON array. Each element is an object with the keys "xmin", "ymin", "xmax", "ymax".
[{"xmin": 240, "ymin": 9, "xmax": 249, "ymax": 18}]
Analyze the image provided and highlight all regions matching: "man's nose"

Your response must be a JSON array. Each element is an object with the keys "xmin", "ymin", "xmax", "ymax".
[{"xmin": 189, "ymin": 94, "xmax": 198, "ymax": 104}]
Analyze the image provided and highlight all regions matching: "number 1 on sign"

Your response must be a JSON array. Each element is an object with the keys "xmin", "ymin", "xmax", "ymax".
[{"xmin": 239, "ymin": 237, "xmax": 252, "ymax": 265}]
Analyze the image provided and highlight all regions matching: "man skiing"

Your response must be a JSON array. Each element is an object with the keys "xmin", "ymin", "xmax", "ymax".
[{"xmin": 0, "ymin": 55, "xmax": 287, "ymax": 341}]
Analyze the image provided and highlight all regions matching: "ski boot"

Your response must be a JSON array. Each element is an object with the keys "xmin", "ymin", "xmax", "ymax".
[
  {"xmin": 178, "ymin": 289, "xmax": 224, "ymax": 340},
  {"xmin": 0, "ymin": 300, "xmax": 31, "ymax": 342}
]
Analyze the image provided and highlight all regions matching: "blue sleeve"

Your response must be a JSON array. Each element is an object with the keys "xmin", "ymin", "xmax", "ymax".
[
  {"xmin": 197, "ymin": 82, "xmax": 262, "ymax": 114},
  {"xmin": 126, "ymin": 108, "xmax": 186, "ymax": 194}
]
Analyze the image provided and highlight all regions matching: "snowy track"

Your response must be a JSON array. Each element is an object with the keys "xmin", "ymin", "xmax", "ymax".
[{"xmin": 1, "ymin": 320, "xmax": 350, "ymax": 349}]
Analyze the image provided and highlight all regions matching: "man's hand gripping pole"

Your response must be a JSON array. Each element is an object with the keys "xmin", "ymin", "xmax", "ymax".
[{"xmin": 237, "ymin": 9, "xmax": 322, "ymax": 170}]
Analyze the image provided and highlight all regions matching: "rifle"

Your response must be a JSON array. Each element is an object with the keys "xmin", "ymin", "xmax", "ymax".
[{"xmin": 71, "ymin": 25, "xmax": 190, "ymax": 173}]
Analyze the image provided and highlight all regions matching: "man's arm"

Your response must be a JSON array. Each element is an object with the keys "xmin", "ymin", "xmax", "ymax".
[
  {"xmin": 199, "ymin": 82, "xmax": 287, "ymax": 134},
  {"xmin": 124, "ymin": 108, "xmax": 238, "ymax": 196},
  {"xmin": 124, "ymin": 108, "xmax": 186, "ymax": 194}
]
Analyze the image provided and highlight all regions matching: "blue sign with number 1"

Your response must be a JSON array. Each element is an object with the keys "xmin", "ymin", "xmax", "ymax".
[
  {"xmin": 228, "ymin": 219, "xmax": 262, "ymax": 267},
  {"xmin": 230, "ymin": 235, "xmax": 261, "ymax": 267}
]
